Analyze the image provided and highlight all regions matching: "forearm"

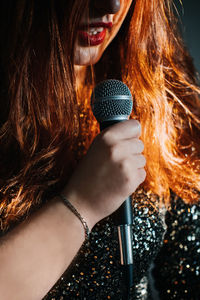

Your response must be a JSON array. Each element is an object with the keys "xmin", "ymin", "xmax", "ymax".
[{"xmin": 0, "ymin": 198, "xmax": 87, "ymax": 300}]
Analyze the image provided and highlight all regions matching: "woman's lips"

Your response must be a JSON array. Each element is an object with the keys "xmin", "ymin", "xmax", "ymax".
[
  {"xmin": 78, "ymin": 22, "xmax": 113, "ymax": 46},
  {"xmin": 78, "ymin": 28, "xmax": 106, "ymax": 46}
]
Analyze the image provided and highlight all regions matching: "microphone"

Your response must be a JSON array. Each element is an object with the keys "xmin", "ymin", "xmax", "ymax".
[{"xmin": 91, "ymin": 79, "xmax": 134, "ymax": 293}]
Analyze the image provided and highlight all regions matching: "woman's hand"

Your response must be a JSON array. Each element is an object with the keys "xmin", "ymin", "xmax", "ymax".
[{"xmin": 63, "ymin": 119, "xmax": 146, "ymax": 229}]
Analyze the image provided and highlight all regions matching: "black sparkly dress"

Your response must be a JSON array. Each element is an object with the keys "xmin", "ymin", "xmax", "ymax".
[
  {"xmin": 151, "ymin": 192, "xmax": 200, "ymax": 300},
  {"xmin": 43, "ymin": 189, "xmax": 200, "ymax": 300}
]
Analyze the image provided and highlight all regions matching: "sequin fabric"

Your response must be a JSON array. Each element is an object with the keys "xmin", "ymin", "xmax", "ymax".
[
  {"xmin": 43, "ymin": 189, "xmax": 166, "ymax": 300},
  {"xmin": 151, "ymin": 192, "xmax": 200, "ymax": 299}
]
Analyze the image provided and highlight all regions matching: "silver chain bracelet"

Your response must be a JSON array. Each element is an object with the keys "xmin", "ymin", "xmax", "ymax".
[{"xmin": 59, "ymin": 194, "xmax": 90, "ymax": 240}]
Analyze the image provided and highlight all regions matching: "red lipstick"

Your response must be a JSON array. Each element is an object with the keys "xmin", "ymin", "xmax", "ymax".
[{"xmin": 78, "ymin": 22, "xmax": 113, "ymax": 46}]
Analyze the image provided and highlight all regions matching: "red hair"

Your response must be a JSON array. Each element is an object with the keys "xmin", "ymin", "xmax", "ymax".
[
  {"xmin": 125, "ymin": 0, "xmax": 200, "ymax": 204},
  {"xmin": 94, "ymin": 0, "xmax": 200, "ymax": 204},
  {"xmin": 0, "ymin": 0, "xmax": 200, "ymax": 234}
]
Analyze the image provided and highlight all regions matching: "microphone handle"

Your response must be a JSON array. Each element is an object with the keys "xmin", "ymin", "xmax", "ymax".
[
  {"xmin": 114, "ymin": 196, "xmax": 134, "ymax": 291},
  {"xmin": 100, "ymin": 120, "xmax": 134, "ymax": 291}
]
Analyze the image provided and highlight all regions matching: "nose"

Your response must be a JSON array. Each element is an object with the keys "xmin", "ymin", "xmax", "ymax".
[{"xmin": 92, "ymin": 0, "xmax": 121, "ymax": 15}]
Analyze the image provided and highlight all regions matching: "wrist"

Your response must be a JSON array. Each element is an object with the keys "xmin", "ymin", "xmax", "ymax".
[
  {"xmin": 59, "ymin": 194, "xmax": 90, "ymax": 239},
  {"xmin": 61, "ymin": 188, "xmax": 98, "ymax": 231}
]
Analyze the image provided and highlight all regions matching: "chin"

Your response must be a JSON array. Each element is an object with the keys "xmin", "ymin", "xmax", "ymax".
[{"xmin": 74, "ymin": 47, "xmax": 104, "ymax": 66}]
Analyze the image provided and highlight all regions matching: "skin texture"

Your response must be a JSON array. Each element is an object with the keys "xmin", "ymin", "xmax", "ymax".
[
  {"xmin": 64, "ymin": 120, "xmax": 146, "ymax": 229},
  {"xmin": 74, "ymin": 0, "xmax": 133, "ymax": 65}
]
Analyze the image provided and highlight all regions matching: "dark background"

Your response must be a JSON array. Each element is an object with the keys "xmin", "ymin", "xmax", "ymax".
[{"xmin": 178, "ymin": 0, "xmax": 200, "ymax": 73}]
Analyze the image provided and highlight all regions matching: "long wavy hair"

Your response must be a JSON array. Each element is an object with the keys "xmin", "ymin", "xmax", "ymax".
[{"xmin": 0, "ymin": 0, "xmax": 200, "ymax": 234}]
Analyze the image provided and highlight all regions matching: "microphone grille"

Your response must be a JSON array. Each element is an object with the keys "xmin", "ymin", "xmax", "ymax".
[
  {"xmin": 93, "ymin": 79, "xmax": 132, "ymax": 98},
  {"xmin": 91, "ymin": 79, "xmax": 133, "ymax": 123}
]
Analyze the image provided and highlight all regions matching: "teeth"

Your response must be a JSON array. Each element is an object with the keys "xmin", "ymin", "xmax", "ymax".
[
  {"xmin": 97, "ymin": 27, "xmax": 104, "ymax": 33},
  {"xmin": 87, "ymin": 27, "xmax": 104, "ymax": 35}
]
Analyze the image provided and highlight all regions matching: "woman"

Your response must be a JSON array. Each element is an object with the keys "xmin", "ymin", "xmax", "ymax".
[{"xmin": 0, "ymin": 0, "xmax": 200, "ymax": 299}]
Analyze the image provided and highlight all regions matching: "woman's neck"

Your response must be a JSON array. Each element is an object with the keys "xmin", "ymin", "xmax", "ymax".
[{"xmin": 74, "ymin": 65, "xmax": 87, "ymax": 89}]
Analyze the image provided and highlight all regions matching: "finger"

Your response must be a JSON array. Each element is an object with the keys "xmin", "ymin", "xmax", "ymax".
[
  {"xmin": 130, "ymin": 154, "xmax": 146, "ymax": 169},
  {"xmin": 110, "ymin": 138, "xmax": 144, "ymax": 161},
  {"xmin": 136, "ymin": 168, "xmax": 146, "ymax": 184},
  {"xmin": 119, "ymin": 154, "xmax": 146, "ymax": 173},
  {"xmin": 101, "ymin": 119, "xmax": 141, "ymax": 144}
]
